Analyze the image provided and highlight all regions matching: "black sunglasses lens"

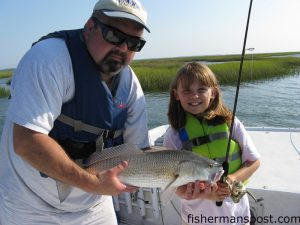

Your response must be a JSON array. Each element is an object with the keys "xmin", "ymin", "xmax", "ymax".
[
  {"xmin": 105, "ymin": 30, "xmax": 145, "ymax": 52},
  {"xmin": 105, "ymin": 30, "xmax": 124, "ymax": 45},
  {"xmin": 127, "ymin": 39, "xmax": 145, "ymax": 52},
  {"xmin": 96, "ymin": 18, "xmax": 145, "ymax": 52}
]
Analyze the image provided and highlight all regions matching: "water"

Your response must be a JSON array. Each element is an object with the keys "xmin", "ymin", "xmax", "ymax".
[
  {"xmin": 145, "ymin": 75, "xmax": 300, "ymax": 129},
  {"xmin": 0, "ymin": 77, "xmax": 10, "ymax": 89},
  {"xmin": 0, "ymin": 75, "xmax": 299, "ymax": 132},
  {"xmin": 0, "ymin": 98, "xmax": 9, "ymax": 131}
]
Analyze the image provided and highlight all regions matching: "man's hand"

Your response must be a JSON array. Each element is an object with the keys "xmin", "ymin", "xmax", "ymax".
[{"xmin": 88, "ymin": 161, "xmax": 138, "ymax": 196}]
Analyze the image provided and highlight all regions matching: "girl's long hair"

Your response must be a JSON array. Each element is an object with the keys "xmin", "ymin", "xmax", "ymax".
[{"xmin": 168, "ymin": 62, "xmax": 232, "ymax": 129}]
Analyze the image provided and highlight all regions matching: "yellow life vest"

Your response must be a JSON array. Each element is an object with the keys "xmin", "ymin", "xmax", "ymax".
[{"xmin": 179, "ymin": 113, "xmax": 242, "ymax": 174}]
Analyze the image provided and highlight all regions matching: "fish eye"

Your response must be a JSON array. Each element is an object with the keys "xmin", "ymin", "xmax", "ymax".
[{"xmin": 208, "ymin": 163, "xmax": 214, "ymax": 168}]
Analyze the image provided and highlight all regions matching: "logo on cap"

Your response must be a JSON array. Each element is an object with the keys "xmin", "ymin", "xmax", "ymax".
[{"xmin": 118, "ymin": 0, "xmax": 141, "ymax": 10}]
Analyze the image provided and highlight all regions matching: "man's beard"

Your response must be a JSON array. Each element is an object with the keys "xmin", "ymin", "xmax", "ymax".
[{"xmin": 96, "ymin": 50, "xmax": 127, "ymax": 76}]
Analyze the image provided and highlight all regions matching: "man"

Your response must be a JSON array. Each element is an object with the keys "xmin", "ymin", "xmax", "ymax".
[{"xmin": 0, "ymin": 0, "xmax": 150, "ymax": 224}]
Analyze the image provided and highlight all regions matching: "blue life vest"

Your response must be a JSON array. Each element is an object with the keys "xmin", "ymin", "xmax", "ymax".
[{"xmin": 36, "ymin": 29, "xmax": 131, "ymax": 159}]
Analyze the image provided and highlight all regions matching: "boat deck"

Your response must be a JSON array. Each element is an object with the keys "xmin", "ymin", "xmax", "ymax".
[
  {"xmin": 246, "ymin": 127, "xmax": 300, "ymax": 193},
  {"xmin": 117, "ymin": 126, "xmax": 300, "ymax": 225}
]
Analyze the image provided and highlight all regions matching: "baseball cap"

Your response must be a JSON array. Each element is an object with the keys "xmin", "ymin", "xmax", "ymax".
[{"xmin": 93, "ymin": 0, "xmax": 150, "ymax": 32}]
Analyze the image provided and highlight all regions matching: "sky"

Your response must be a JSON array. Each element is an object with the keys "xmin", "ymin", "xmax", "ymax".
[{"xmin": 1, "ymin": 0, "xmax": 300, "ymax": 70}]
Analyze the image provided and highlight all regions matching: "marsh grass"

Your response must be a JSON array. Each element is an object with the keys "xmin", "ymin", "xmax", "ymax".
[
  {"xmin": 0, "ymin": 69, "xmax": 13, "ymax": 97},
  {"xmin": 0, "ymin": 87, "xmax": 10, "ymax": 98},
  {"xmin": 132, "ymin": 53, "xmax": 300, "ymax": 91},
  {"xmin": 131, "ymin": 61, "xmax": 182, "ymax": 91},
  {"xmin": 1, "ymin": 52, "xmax": 300, "ymax": 95},
  {"xmin": 0, "ymin": 69, "xmax": 14, "ymax": 79},
  {"xmin": 210, "ymin": 58, "xmax": 297, "ymax": 85}
]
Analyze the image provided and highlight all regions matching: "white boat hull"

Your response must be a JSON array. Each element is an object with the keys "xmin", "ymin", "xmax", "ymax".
[{"xmin": 116, "ymin": 126, "xmax": 300, "ymax": 225}]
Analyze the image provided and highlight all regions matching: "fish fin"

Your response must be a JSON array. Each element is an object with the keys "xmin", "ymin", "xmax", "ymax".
[
  {"xmin": 159, "ymin": 175, "xmax": 179, "ymax": 205},
  {"xmin": 56, "ymin": 180, "xmax": 72, "ymax": 203},
  {"xmin": 144, "ymin": 146, "xmax": 169, "ymax": 152},
  {"xmin": 160, "ymin": 186, "xmax": 177, "ymax": 206},
  {"xmin": 83, "ymin": 143, "xmax": 142, "ymax": 166},
  {"xmin": 162, "ymin": 174, "xmax": 179, "ymax": 191}
]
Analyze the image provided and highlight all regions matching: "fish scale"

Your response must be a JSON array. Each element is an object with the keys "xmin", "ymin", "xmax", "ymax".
[
  {"xmin": 85, "ymin": 144, "xmax": 223, "ymax": 190},
  {"xmin": 56, "ymin": 143, "xmax": 223, "ymax": 203}
]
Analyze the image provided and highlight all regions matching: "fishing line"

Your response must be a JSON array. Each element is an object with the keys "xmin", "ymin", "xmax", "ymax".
[
  {"xmin": 170, "ymin": 199, "xmax": 181, "ymax": 218},
  {"xmin": 216, "ymin": 0, "xmax": 254, "ymax": 207},
  {"xmin": 290, "ymin": 131, "xmax": 300, "ymax": 156}
]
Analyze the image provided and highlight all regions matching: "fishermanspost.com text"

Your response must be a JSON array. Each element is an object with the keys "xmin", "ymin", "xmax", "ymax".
[{"xmin": 187, "ymin": 213, "xmax": 300, "ymax": 224}]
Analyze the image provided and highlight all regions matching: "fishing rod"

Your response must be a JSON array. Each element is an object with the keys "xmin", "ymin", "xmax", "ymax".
[{"xmin": 216, "ymin": 0, "xmax": 254, "ymax": 207}]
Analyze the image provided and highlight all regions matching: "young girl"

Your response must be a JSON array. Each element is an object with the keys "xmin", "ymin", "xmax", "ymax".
[{"xmin": 163, "ymin": 62, "xmax": 260, "ymax": 225}]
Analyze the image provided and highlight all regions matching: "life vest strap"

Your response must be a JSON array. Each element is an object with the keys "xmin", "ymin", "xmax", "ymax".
[
  {"xmin": 213, "ymin": 151, "xmax": 241, "ymax": 164},
  {"xmin": 57, "ymin": 114, "xmax": 105, "ymax": 135},
  {"xmin": 57, "ymin": 114, "xmax": 124, "ymax": 138},
  {"xmin": 191, "ymin": 131, "xmax": 229, "ymax": 146}
]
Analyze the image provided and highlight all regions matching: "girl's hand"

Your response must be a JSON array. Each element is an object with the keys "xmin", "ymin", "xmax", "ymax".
[{"xmin": 206, "ymin": 181, "xmax": 231, "ymax": 201}]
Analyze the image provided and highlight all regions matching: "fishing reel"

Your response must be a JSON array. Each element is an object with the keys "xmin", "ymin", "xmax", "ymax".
[
  {"xmin": 226, "ymin": 179, "xmax": 247, "ymax": 203},
  {"xmin": 226, "ymin": 179, "xmax": 259, "ymax": 203}
]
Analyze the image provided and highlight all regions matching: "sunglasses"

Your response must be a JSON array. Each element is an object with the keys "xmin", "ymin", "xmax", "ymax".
[{"xmin": 92, "ymin": 17, "xmax": 146, "ymax": 52}]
